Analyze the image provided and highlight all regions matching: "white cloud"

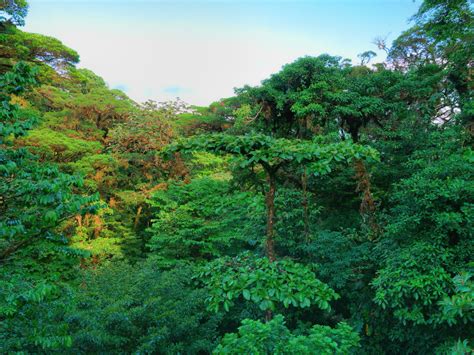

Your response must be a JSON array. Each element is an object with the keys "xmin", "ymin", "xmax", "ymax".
[
  {"xmin": 67, "ymin": 26, "xmax": 322, "ymax": 105},
  {"xmin": 25, "ymin": 0, "xmax": 418, "ymax": 105}
]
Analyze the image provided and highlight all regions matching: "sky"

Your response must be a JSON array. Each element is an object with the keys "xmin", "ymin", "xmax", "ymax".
[{"xmin": 24, "ymin": 0, "xmax": 420, "ymax": 106}]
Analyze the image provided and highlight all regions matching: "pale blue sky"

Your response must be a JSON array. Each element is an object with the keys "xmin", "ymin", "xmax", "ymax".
[{"xmin": 25, "ymin": 0, "xmax": 420, "ymax": 105}]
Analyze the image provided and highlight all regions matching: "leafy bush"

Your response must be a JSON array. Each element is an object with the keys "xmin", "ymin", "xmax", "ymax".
[{"xmin": 214, "ymin": 315, "xmax": 359, "ymax": 354}]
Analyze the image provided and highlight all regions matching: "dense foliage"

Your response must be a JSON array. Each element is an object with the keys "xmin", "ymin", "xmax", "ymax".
[{"xmin": 1, "ymin": 0, "xmax": 473, "ymax": 353}]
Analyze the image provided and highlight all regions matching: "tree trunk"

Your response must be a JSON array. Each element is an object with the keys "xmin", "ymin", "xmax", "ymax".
[
  {"xmin": 354, "ymin": 159, "xmax": 379, "ymax": 240},
  {"xmin": 76, "ymin": 214, "xmax": 82, "ymax": 227},
  {"xmin": 301, "ymin": 168, "xmax": 310, "ymax": 243},
  {"xmin": 265, "ymin": 171, "xmax": 277, "ymax": 262},
  {"xmin": 265, "ymin": 309, "xmax": 273, "ymax": 322},
  {"xmin": 134, "ymin": 205, "xmax": 143, "ymax": 230},
  {"xmin": 93, "ymin": 215, "xmax": 102, "ymax": 238}
]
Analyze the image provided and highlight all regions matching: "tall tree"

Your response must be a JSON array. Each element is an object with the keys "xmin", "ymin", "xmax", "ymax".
[
  {"xmin": 0, "ymin": 0, "xmax": 28, "ymax": 26},
  {"xmin": 165, "ymin": 133, "xmax": 378, "ymax": 261}
]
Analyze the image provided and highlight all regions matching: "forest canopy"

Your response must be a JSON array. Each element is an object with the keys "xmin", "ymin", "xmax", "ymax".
[{"xmin": 0, "ymin": 0, "xmax": 473, "ymax": 353}]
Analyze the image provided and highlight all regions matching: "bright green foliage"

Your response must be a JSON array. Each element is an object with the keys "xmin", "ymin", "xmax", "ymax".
[
  {"xmin": 0, "ymin": 152, "xmax": 94, "ymax": 259},
  {"xmin": 188, "ymin": 151, "xmax": 229, "ymax": 179},
  {"xmin": 0, "ymin": 62, "xmax": 95, "ymax": 352},
  {"xmin": 0, "ymin": 62, "xmax": 94, "ymax": 266},
  {"xmin": 2, "ymin": 1, "xmax": 473, "ymax": 353},
  {"xmin": 0, "ymin": 24, "xmax": 79, "ymax": 75},
  {"xmin": 20, "ymin": 127, "xmax": 102, "ymax": 162},
  {"xmin": 232, "ymin": 103, "xmax": 253, "ymax": 131},
  {"xmin": 29, "ymin": 68, "xmax": 135, "ymax": 138},
  {"xmin": 148, "ymin": 178, "xmax": 264, "ymax": 267},
  {"xmin": 442, "ymin": 339, "xmax": 473, "ymax": 355},
  {"xmin": 439, "ymin": 269, "xmax": 474, "ymax": 325},
  {"xmin": 214, "ymin": 315, "xmax": 290, "ymax": 354},
  {"xmin": 67, "ymin": 154, "xmax": 119, "ymax": 190},
  {"xmin": 165, "ymin": 132, "xmax": 379, "ymax": 172},
  {"xmin": 213, "ymin": 315, "xmax": 359, "ymax": 354},
  {"xmin": 0, "ymin": 61, "xmax": 37, "ymax": 140},
  {"xmin": 198, "ymin": 253, "xmax": 338, "ymax": 313}
]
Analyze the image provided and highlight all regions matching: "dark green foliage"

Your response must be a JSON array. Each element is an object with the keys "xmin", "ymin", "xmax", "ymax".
[
  {"xmin": 61, "ymin": 261, "xmax": 219, "ymax": 354},
  {"xmin": 0, "ymin": 62, "xmax": 95, "ymax": 352},
  {"xmin": 236, "ymin": 54, "xmax": 348, "ymax": 138},
  {"xmin": 439, "ymin": 268, "xmax": 474, "ymax": 326},
  {"xmin": 0, "ymin": 278, "xmax": 73, "ymax": 352},
  {"xmin": 296, "ymin": 230, "xmax": 370, "ymax": 291},
  {"xmin": 361, "ymin": 126, "xmax": 474, "ymax": 352},
  {"xmin": 1, "ymin": 262, "xmax": 221, "ymax": 353},
  {"xmin": 2, "ymin": 0, "xmax": 473, "ymax": 353}
]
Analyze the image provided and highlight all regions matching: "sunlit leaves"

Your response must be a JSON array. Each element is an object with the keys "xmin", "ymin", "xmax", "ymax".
[{"xmin": 165, "ymin": 133, "xmax": 379, "ymax": 175}]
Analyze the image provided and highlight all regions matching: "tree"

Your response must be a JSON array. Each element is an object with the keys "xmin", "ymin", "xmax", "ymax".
[
  {"xmin": 147, "ymin": 177, "xmax": 263, "ymax": 267},
  {"xmin": 0, "ymin": 62, "xmax": 93, "ymax": 263},
  {"xmin": 165, "ymin": 133, "xmax": 378, "ymax": 261},
  {"xmin": 0, "ymin": 62, "xmax": 95, "ymax": 352},
  {"xmin": 388, "ymin": 0, "xmax": 474, "ymax": 121},
  {"xmin": 62, "ymin": 261, "xmax": 219, "ymax": 354},
  {"xmin": 0, "ymin": 0, "xmax": 28, "ymax": 26},
  {"xmin": 0, "ymin": 25, "xmax": 80, "ymax": 75},
  {"xmin": 358, "ymin": 50, "xmax": 377, "ymax": 66},
  {"xmin": 236, "ymin": 55, "xmax": 348, "ymax": 139}
]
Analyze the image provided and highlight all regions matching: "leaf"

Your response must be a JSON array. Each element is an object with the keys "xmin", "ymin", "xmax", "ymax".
[{"xmin": 44, "ymin": 210, "xmax": 58, "ymax": 223}]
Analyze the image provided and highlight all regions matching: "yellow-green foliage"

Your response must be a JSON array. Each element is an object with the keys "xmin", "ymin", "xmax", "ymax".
[
  {"xmin": 189, "ymin": 152, "xmax": 230, "ymax": 179},
  {"xmin": 67, "ymin": 154, "xmax": 119, "ymax": 189},
  {"xmin": 114, "ymin": 190, "xmax": 147, "ymax": 207},
  {"xmin": 2, "ymin": 1, "xmax": 474, "ymax": 353},
  {"xmin": 19, "ymin": 127, "xmax": 102, "ymax": 162}
]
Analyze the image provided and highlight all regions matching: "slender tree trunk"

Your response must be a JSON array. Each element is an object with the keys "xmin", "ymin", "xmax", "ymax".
[
  {"xmin": 76, "ymin": 214, "xmax": 83, "ymax": 227},
  {"xmin": 93, "ymin": 215, "xmax": 102, "ymax": 238},
  {"xmin": 263, "ymin": 165, "xmax": 278, "ymax": 322},
  {"xmin": 134, "ymin": 205, "xmax": 143, "ymax": 230},
  {"xmin": 354, "ymin": 159, "xmax": 379, "ymax": 240},
  {"xmin": 265, "ymin": 171, "xmax": 277, "ymax": 262},
  {"xmin": 265, "ymin": 309, "xmax": 273, "ymax": 322},
  {"xmin": 301, "ymin": 167, "xmax": 310, "ymax": 243}
]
